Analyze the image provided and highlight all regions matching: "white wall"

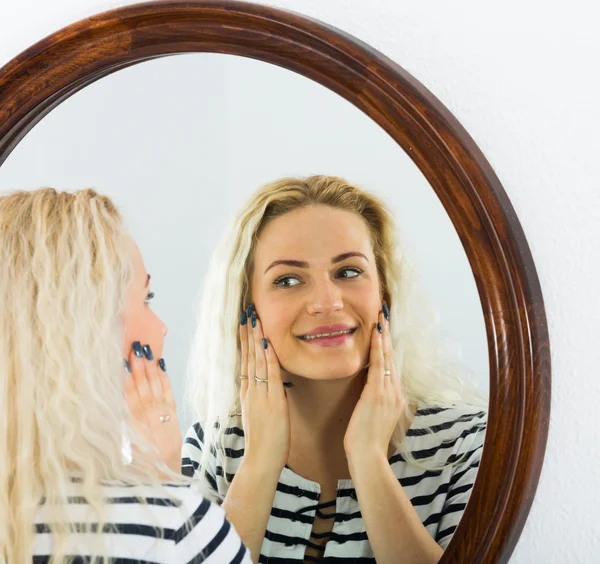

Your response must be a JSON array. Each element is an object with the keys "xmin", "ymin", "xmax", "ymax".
[{"xmin": 2, "ymin": 1, "xmax": 599, "ymax": 562}]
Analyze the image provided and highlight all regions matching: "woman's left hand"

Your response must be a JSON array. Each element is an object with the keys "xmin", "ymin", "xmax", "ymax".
[{"xmin": 343, "ymin": 308, "xmax": 405, "ymax": 462}]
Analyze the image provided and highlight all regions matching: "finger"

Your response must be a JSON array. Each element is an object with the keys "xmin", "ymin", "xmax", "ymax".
[
  {"xmin": 368, "ymin": 314, "xmax": 385, "ymax": 390},
  {"xmin": 157, "ymin": 358, "xmax": 177, "ymax": 411},
  {"xmin": 263, "ymin": 336, "xmax": 284, "ymax": 399},
  {"xmin": 247, "ymin": 307, "xmax": 257, "ymax": 392},
  {"xmin": 381, "ymin": 311, "xmax": 395, "ymax": 386},
  {"xmin": 129, "ymin": 341, "xmax": 154, "ymax": 410},
  {"xmin": 252, "ymin": 317, "xmax": 269, "ymax": 394},
  {"xmin": 124, "ymin": 365, "xmax": 144, "ymax": 422},
  {"xmin": 239, "ymin": 311, "xmax": 249, "ymax": 400},
  {"xmin": 142, "ymin": 344, "xmax": 163, "ymax": 403}
]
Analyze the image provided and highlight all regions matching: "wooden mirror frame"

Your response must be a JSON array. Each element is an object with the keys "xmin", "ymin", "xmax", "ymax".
[{"xmin": 0, "ymin": 1, "xmax": 551, "ymax": 562}]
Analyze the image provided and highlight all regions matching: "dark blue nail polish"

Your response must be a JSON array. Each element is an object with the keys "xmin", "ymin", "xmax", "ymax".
[
  {"xmin": 240, "ymin": 311, "xmax": 247, "ymax": 326},
  {"xmin": 132, "ymin": 341, "xmax": 143, "ymax": 358},
  {"xmin": 142, "ymin": 344, "xmax": 154, "ymax": 361},
  {"xmin": 251, "ymin": 313, "xmax": 257, "ymax": 328},
  {"xmin": 158, "ymin": 358, "xmax": 167, "ymax": 372},
  {"xmin": 124, "ymin": 359, "xmax": 131, "ymax": 373},
  {"xmin": 377, "ymin": 322, "xmax": 382, "ymax": 334},
  {"xmin": 382, "ymin": 303, "xmax": 389, "ymax": 321},
  {"xmin": 262, "ymin": 338, "xmax": 268, "ymax": 350},
  {"xmin": 247, "ymin": 304, "xmax": 255, "ymax": 317}
]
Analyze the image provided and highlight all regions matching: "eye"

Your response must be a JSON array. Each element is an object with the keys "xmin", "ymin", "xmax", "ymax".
[
  {"xmin": 337, "ymin": 267, "xmax": 363, "ymax": 279},
  {"xmin": 145, "ymin": 291, "xmax": 155, "ymax": 304},
  {"xmin": 273, "ymin": 275, "xmax": 301, "ymax": 289}
]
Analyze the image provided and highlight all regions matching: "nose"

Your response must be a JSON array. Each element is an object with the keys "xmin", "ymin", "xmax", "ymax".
[{"xmin": 306, "ymin": 277, "xmax": 343, "ymax": 316}]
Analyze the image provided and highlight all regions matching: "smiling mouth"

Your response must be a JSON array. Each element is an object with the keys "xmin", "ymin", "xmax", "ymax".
[{"xmin": 297, "ymin": 328, "xmax": 357, "ymax": 341}]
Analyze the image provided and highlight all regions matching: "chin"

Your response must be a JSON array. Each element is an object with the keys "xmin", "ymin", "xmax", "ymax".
[{"xmin": 284, "ymin": 360, "xmax": 364, "ymax": 381}]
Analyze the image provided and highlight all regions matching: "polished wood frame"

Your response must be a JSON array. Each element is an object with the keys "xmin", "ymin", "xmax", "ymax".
[{"xmin": 0, "ymin": 1, "xmax": 551, "ymax": 562}]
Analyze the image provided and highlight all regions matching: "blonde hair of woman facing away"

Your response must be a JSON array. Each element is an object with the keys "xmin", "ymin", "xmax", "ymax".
[
  {"xmin": 0, "ymin": 188, "xmax": 250, "ymax": 563},
  {"xmin": 184, "ymin": 175, "xmax": 487, "ymax": 563}
]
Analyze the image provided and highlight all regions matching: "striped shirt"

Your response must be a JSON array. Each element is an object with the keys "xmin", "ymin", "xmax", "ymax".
[
  {"xmin": 33, "ymin": 479, "xmax": 251, "ymax": 563},
  {"xmin": 182, "ymin": 404, "xmax": 486, "ymax": 562}
]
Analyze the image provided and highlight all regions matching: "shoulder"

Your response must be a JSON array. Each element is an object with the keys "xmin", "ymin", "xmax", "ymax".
[
  {"xmin": 106, "ymin": 482, "xmax": 249, "ymax": 561},
  {"xmin": 95, "ymin": 481, "xmax": 213, "ymax": 528},
  {"xmin": 405, "ymin": 403, "xmax": 487, "ymax": 461},
  {"xmin": 183, "ymin": 418, "xmax": 245, "ymax": 452},
  {"xmin": 411, "ymin": 403, "xmax": 487, "ymax": 435},
  {"xmin": 182, "ymin": 418, "xmax": 245, "ymax": 474}
]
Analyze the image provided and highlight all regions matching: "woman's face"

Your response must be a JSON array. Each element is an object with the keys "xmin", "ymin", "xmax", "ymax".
[
  {"xmin": 251, "ymin": 205, "xmax": 383, "ymax": 381},
  {"xmin": 122, "ymin": 241, "xmax": 168, "ymax": 360}
]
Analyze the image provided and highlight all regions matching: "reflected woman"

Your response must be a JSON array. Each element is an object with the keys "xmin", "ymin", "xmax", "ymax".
[
  {"xmin": 0, "ymin": 188, "xmax": 249, "ymax": 563},
  {"xmin": 183, "ymin": 175, "xmax": 487, "ymax": 563}
]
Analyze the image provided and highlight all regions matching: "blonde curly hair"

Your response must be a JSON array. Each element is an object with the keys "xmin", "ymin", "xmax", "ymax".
[{"xmin": 0, "ymin": 188, "xmax": 173, "ymax": 563}]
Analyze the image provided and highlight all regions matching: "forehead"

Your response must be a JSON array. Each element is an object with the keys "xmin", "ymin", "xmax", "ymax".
[{"xmin": 254, "ymin": 205, "xmax": 374, "ymax": 263}]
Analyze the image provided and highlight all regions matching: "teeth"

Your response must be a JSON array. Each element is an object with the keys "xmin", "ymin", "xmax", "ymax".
[{"xmin": 301, "ymin": 329, "xmax": 354, "ymax": 340}]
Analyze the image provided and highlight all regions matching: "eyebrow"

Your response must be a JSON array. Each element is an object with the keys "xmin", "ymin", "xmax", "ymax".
[
  {"xmin": 145, "ymin": 274, "xmax": 151, "ymax": 288},
  {"xmin": 264, "ymin": 252, "xmax": 368, "ymax": 274}
]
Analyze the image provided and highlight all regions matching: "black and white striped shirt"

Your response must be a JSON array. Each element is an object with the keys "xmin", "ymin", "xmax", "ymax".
[
  {"xmin": 182, "ymin": 404, "xmax": 486, "ymax": 562},
  {"xmin": 33, "ymin": 479, "xmax": 251, "ymax": 563}
]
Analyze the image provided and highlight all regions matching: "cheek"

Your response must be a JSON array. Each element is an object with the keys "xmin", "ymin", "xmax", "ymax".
[
  {"xmin": 123, "ymin": 306, "xmax": 165, "ymax": 355},
  {"xmin": 349, "ymin": 281, "xmax": 381, "ymax": 313},
  {"xmin": 258, "ymin": 302, "xmax": 295, "ymax": 345}
]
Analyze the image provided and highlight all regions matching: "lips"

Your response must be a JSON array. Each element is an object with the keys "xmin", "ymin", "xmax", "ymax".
[{"xmin": 297, "ymin": 324, "xmax": 357, "ymax": 341}]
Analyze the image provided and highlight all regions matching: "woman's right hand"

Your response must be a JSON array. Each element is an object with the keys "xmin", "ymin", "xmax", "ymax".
[
  {"xmin": 239, "ymin": 306, "xmax": 290, "ymax": 473},
  {"xmin": 125, "ymin": 342, "xmax": 182, "ymax": 474}
]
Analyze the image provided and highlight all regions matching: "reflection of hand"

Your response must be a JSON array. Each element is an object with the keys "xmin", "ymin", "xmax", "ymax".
[
  {"xmin": 343, "ymin": 309, "xmax": 404, "ymax": 462},
  {"xmin": 125, "ymin": 341, "xmax": 182, "ymax": 474},
  {"xmin": 239, "ymin": 308, "xmax": 290, "ymax": 474}
]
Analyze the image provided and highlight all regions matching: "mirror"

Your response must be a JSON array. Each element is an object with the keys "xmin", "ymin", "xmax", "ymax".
[
  {"xmin": 0, "ymin": 52, "xmax": 489, "ymax": 560},
  {"xmin": 0, "ymin": 3, "xmax": 550, "ymax": 561},
  {"xmin": 0, "ymin": 53, "xmax": 489, "ymax": 428}
]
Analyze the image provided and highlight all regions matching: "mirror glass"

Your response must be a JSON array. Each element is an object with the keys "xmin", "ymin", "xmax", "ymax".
[{"xmin": 0, "ymin": 53, "xmax": 489, "ymax": 557}]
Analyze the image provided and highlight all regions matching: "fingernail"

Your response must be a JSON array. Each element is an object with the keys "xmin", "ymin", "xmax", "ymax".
[
  {"xmin": 247, "ymin": 304, "xmax": 255, "ymax": 317},
  {"xmin": 251, "ymin": 313, "xmax": 257, "ymax": 328},
  {"xmin": 240, "ymin": 311, "xmax": 247, "ymax": 326},
  {"xmin": 262, "ymin": 338, "xmax": 268, "ymax": 350},
  {"xmin": 158, "ymin": 358, "xmax": 167, "ymax": 372},
  {"xmin": 377, "ymin": 322, "xmax": 382, "ymax": 334},
  {"xmin": 142, "ymin": 344, "xmax": 154, "ymax": 361},
  {"xmin": 132, "ymin": 341, "xmax": 143, "ymax": 358},
  {"xmin": 124, "ymin": 359, "xmax": 131, "ymax": 373},
  {"xmin": 382, "ymin": 303, "xmax": 389, "ymax": 321}
]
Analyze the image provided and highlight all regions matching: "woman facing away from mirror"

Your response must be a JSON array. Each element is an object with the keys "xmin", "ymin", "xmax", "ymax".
[
  {"xmin": 134, "ymin": 175, "xmax": 488, "ymax": 563},
  {"xmin": 0, "ymin": 188, "xmax": 250, "ymax": 563}
]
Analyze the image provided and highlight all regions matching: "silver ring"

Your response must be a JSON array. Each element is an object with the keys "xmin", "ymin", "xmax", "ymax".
[
  {"xmin": 159, "ymin": 414, "xmax": 171, "ymax": 423},
  {"xmin": 254, "ymin": 376, "xmax": 268, "ymax": 383},
  {"xmin": 384, "ymin": 369, "xmax": 392, "ymax": 376}
]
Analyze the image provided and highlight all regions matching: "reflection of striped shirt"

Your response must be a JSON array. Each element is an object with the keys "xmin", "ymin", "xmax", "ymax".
[
  {"xmin": 32, "ymin": 479, "xmax": 251, "ymax": 563},
  {"xmin": 182, "ymin": 404, "xmax": 487, "ymax": 562}
]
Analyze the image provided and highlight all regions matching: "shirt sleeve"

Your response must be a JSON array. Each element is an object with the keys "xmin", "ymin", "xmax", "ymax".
[
  {"xmin": 436, "ymin": 410, "xmax": 487, "ymax": 549},
  {"xmin": 171, "ymin": 489, "xmax": 252, "ymax": 563},
  {"xmin": 181, "ymin": 422, "xmax": 221, "ymax": 500}
]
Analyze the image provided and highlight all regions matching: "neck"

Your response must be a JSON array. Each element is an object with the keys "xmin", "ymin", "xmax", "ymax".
[{"xmin": 284, "ymin": 369, "xmax": 366, "ymax": 447}]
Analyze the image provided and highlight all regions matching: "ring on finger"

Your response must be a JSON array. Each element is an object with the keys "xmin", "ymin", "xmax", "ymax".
[
  {"xmin": 240, "ymin": 375, "xmax": 248, "ymax": 380},
  {"xmin": 254, "ymin": 376, "xmax": 268, "ymax": 384},
  {"xmin": 159, "ymin": 414, "xmax": 170, "ymax": 423},
  {"xmin": 384, "ymin": 369, "xmax": 392, "ymax": 376}
]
